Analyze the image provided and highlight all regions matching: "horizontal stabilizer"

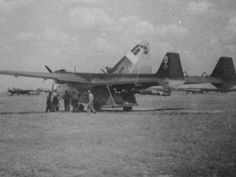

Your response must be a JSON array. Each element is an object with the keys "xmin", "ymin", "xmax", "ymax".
[
  {"xmin": 211, "ymin": 57, "xmax": 236, "ymax": 80},
  {"xmin": 156, "ymin": 52, "xmax": 184, "ymax": 79}
]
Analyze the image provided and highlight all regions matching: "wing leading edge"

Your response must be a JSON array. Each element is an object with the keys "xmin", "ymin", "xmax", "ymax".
[
  {"xmin": 0, "ymin": 70, "xmax": 88, "ymax": 84},
  {"xmin": 0, "ymin": 69, "xmax": 160, "ymax": 87}
]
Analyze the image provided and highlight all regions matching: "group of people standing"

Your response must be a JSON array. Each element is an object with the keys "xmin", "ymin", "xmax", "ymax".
[
  {"xmin": 46, "ymin": 89, "xmax": 96, "ymax": 114},
  {"xmin": 46, "ymin": 91, "xmax": 59, "ymax": 112}
]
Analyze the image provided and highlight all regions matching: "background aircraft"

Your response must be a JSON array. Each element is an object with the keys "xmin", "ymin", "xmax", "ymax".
[
  {"xmin": 135, "ymin": 86, "xmax": 171, "ymax": 96},
  {"xmin": 178, "ymin": 87, "xmax": 220, "ymax": 94},
  {"xmin": 7, "ymin": 88, "xmax": 40, "ymax": 96},
  {"xmin": 184, "ymin": 57, "xmax": 236, "ymax": 92},
  {"xmin": 36, "ymin": 88, "xmax": 51, "ymax": 93},
  {"xmin": 178, "ymin": 85, "xmax": 236, "ymax": 94},
  {"xmin": 134, "ymin": 55, "xmax": 236, "ymax": 96}
]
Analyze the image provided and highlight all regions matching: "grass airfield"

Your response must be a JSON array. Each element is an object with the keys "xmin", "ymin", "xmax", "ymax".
[{"xmin": 0, "ymin": 92, "xmax": 235, "ymax": 177}]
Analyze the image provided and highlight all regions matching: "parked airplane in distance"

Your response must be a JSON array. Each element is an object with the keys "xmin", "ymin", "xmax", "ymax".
[
  {"xmin": 179, "ymin": 87, "xmax": 219, "ymax": 94},
  {"xmin": 7, "ymin": 88, "xmax": 40, "ymax": 96},
  {"xmin": 184, "ymin": 57, "xmax": 236, "ymax": 92},
  {"xmin": 178, "ymin": 85, "xmax": 236, "ymax": 94},
  {"xmin": 135, "ymin": 86, "xmax": 171, "ymax": 96},
  {"xmin": 36, "ymin": 88, "xmax": 51, "ymax": 93}
]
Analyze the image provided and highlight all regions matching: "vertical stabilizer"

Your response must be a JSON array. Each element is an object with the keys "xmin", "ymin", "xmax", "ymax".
[
  {"xmin": 156, "ymin": 52, "xmax": 184, "ymax": 79},
  {"xmin": 211, "ymin": 57, "xmax": 236, "ymax": 80},
  {"xmin": 106, "ymin": 41, "xmax": 150, "ymax": 74}
]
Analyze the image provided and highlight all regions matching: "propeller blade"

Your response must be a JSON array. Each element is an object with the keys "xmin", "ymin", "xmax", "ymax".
[
  {"xmin": 51, "ymin": 82, "xmax": 54, "ymax": 92},
  {"xmin": 45, "ymin": 65, "xmax": 53, "ymax": 73},
  {"xmin": 101, "ymin": 69, "xmax": 106, "ymax": 73}
]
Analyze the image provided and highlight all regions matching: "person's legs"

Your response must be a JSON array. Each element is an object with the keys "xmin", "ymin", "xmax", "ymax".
[
  {"xmin": 67, "ymin": 102, "xmax": 70, "ymax": 111},
  {"xmin": 87, "ymin": 103, "xmax": 91, "ymax": 114},
  {"xmin": 91, "ymin": 104, "xmax": 96, "ymax": 113},
  {"xmin": 46, "ymin": 105, "xmax": 49, "ymax": 112},
  {"xmin": 64, "ymin": 101, "xmax": 67, "ymax": 111}
]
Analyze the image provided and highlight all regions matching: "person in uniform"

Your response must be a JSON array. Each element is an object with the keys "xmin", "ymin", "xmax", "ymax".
[
  {"xmin": 87, "ymin": 90, "xmax": 96, "ymax": 114},
  {"xmin": 46, "ymin": 91, "xmax": 52, "ymax": 112},
  {"xmin": 62, "ymin": 90, "xmax": 70, "ymax": 112},
  {"xmin": 52, "ymin": 92, "xmax": 59, "ymax": 111},
  {"xmin": 71, "ymin": 91, "xmax": 80, "ymax": 112}
]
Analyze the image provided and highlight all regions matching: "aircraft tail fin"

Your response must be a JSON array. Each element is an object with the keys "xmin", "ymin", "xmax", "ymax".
[
  {"xmin": 155, "ymin": 52, "xmax": 184, "ymax": 79},
  {"xmin": 210, "ymin": 57, "xmax": 236, "ymax": 80},
  {"xmin": 105, "ymin": 41, "xmax": 150, "ymax": 74}
]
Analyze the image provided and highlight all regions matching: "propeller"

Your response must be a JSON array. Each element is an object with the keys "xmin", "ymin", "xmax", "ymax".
[
  {"xmin": 45, "ymin": 65, "xmax": 53, "ymax": 73},
  {"xmin": 101, "ymin": 64, "xmax": 108, "ymax": 74},
  {"xmin": 51, "ymin": 82, "xmax": 54, "ymax": 92},
  {"xmin": 101, "ymin": 69, "xmax": 106, "ymax": 73},
  {"xmin": 45, "ymin": 65, "xmax": 55, "ymax": 92}
]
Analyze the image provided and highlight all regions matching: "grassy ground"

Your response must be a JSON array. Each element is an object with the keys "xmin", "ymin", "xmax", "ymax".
[{"xmin": 0, "ymin": 92, "xmax": 235, "ymax": 177}]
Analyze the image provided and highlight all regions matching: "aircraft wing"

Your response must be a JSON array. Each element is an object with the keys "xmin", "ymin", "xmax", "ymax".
[
  {"xmin": 90, "ymin": 77, "xmax": 158, "ymax": 86},
  {"xmin": 0, "ymin": 70, "xmax": 89, "ymax": 83},
  {"xmin": 1, "ymin": 70, "xmax": 226, "ymax": 88},
  {"xmin": 0, "ymin": 70, "xmax": 161, "ymax": 88},
  {"xmin": 184, "ymin": 76, "xmax": 223, "ymax": 84}
]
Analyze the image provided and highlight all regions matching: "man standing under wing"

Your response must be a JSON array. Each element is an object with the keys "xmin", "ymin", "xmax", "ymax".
[
  {"xmin": 87, "ymin": 90, "xmax": 96, "ymax": 114},
  {"xmin": 63, "ymin": 90, "xmax": 70, "ymax": 112}
]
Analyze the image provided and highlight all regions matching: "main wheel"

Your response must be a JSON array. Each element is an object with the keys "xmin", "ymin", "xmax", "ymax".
[{"xmin": 123, "ymin": 106, "xmax": 132, "ymax": 112}]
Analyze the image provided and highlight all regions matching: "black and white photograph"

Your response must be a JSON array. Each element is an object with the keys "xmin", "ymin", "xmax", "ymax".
[{"xmin": 0, "ymin": 0, "xmax": 235, "ymax": 176}]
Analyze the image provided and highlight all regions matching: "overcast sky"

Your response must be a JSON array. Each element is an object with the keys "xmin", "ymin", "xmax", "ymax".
[{"xmin": 0, "ymin": 0, "xmax": 236, "ymax": 90}]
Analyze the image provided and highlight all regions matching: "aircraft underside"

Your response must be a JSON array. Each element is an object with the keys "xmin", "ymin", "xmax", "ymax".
[
  {"xmin": 92, "ymin": 86, "xmax": 137, "ymax": 111},
  {"xmin": 56, "ymin": 84, "xmax": 137, "ymax": 111}
]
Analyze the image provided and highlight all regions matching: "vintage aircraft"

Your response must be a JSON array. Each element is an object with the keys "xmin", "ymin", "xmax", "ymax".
[
  {"xmin": 7, "ymin": 88, "xmax": 40, "ymax": 96},
  {"xmin": 1, "ymin": 43, "xmax": 234, "ymax": 111},
  {"xmin": 184, "ymin": 57, "xmax": 236, "ymax": 92},
  {"xmin": 0, "ymin": 50, "xmax": 185, "ymax": 111},
  {"xmin": 36, "ymin": 88, "xmax": 51, "ymax": 93},
  {"xmin": 179, "ymin": 87, "xmax": 219, "ymax": 94},
  {"xmin": 134, "ymin": 55, "xmax": 236, "ymax": 96},
  {"xmin": 44, "ymin": 41, "xmax": 151, "ymax": 107}
]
